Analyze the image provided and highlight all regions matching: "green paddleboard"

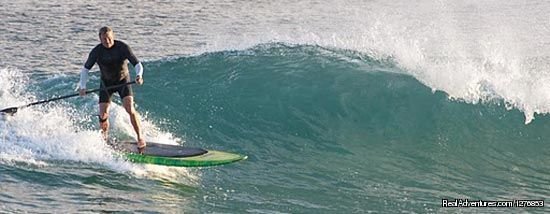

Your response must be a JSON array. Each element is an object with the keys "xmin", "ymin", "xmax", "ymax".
[{"xmin": 111, "ymin": 141, "xmax": 247, "ymax": 167}]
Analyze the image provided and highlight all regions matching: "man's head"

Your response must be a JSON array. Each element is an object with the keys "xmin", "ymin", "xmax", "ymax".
[{"xmin": 99, "ymin": 26, "xmax": 114, "ymax": 48}]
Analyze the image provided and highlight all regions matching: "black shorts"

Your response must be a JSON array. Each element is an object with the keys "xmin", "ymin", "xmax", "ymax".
[{"xmin": 99, "ymin": 78, "xmax": 133, "ymax": 103}]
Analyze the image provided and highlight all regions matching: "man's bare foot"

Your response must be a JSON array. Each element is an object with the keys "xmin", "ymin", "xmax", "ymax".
[{"xmin": 137, "ymin": 138, "xmax": 146, "ymax": 154}]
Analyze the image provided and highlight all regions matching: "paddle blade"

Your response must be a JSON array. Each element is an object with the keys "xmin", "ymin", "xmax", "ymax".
[{"xmin": 0, "ymin": 107, "xmax": 18, "ymax": 115}]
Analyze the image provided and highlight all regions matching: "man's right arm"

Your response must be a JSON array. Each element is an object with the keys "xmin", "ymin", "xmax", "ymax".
[
  {"xmin": 79, "ymin": 67, "xmax": 90, "ymax": 96},
  {"xmin": 79, "ymin": 47, "xmax": 98, "ymax": 95}
]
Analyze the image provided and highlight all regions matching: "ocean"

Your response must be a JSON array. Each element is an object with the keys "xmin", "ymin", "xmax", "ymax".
[{"xmin": 0, "ymin": 0, "xmax": 549, "ymax": 213}]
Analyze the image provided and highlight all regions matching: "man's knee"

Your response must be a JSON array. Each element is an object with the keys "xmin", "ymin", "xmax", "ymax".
[
  {"xmin": 122, "ymin": 96, "xmax": 136, "ymax": 114},
  {"xmin": 124, "ymin": 103, "xmax": 135, "ymax": 114}
]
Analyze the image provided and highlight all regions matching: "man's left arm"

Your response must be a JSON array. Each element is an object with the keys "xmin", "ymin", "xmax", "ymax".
[{"xmin": 125, "ymin": 43, "xmax": 144, "ymax": 85}]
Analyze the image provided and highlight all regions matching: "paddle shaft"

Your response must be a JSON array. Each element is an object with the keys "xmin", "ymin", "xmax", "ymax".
[{"xmin": 1, "ymin": 81, "xmax": 136, "ymax": 114}]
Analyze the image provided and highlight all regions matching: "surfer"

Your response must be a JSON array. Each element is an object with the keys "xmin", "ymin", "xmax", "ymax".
[{"xmin": 78, "ymin": 26, "xmax": 146, "ymax": 151}]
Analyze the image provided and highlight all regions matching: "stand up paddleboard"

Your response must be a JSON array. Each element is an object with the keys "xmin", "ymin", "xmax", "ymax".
[{"xmin": 110, "ymin": 141, "xmax": 247, "ymax": 167}]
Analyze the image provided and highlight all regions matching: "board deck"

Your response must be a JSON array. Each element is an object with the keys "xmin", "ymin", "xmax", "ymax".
[
  {"xmin": 110, "ymin": 141, "xmax": 247, "ymax": 167},
  {"xmin": 112, "ymin": 141, "xmax": 207, "ymax": 157}
]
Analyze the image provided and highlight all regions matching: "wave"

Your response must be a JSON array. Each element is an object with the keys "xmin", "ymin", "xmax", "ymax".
[
  {"xmin": 2, "ymin": 43, "xmax": 550, "ymax": 212},
  {"xmin": 140, "ymin": 43, "xmax": 550, "ymax": 209}
]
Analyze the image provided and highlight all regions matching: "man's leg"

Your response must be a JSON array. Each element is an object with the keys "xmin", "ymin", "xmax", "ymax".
[
  {"xmin": 99, "ymin": 102, "xmax": 110, "ymax": 141},
  {"xmin": 122, "ymin": 96, "xmax": 145, "ymax": 148}
]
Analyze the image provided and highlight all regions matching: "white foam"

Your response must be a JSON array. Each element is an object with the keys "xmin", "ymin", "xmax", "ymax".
[{"xmin": 0, "ymin": 68, "xmax": 196, "ymax": 180}]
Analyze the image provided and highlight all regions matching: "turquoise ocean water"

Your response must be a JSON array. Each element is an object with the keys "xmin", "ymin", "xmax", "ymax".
[{"xmin": 1, "ymin": 1, "xmax": 550, "ymax": 213}]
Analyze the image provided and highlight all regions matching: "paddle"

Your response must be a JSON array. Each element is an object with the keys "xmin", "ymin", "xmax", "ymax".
[{"xmin": 0, "ymin": 81, "xmax": 136, "ymax": 115}]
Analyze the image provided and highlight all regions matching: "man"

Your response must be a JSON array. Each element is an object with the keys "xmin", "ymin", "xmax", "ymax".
[{"xmin": 78, "ymin": 26, "xmax": 146, "ymax": 150}]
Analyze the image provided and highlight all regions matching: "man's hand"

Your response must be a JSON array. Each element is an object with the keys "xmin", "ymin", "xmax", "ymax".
[
  {"xmin": 136, "ymin": 75, "xmax": 144, "ymax": 85},
  {"xmin": 79, "ymin": 89, "xmax": 86, "ymax": 96}
]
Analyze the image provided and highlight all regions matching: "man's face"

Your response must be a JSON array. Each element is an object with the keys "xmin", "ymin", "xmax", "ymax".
[{"xmin": 100, "ymin": 32, "xmax": 114, "ymax": 48}]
